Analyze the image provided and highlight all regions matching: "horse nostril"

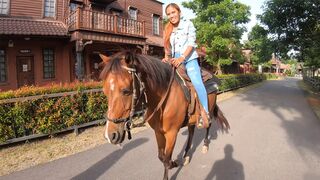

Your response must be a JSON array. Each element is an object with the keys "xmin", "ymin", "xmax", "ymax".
[{"xmin": 110, "ymin": 132, "xmax": 120, "ymax": 144}]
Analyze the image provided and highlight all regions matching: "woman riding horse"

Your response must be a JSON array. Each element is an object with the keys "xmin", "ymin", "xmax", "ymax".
[{"xmin": 162, "ymin": 3, "xmax": 211, "ymax": 129}]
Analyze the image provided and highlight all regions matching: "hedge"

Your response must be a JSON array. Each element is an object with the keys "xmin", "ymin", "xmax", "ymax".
[
  {"xmin": 0, "ymin": 81, "xmax": 102, "ymax": 100},
  {"xmin": 217, "ymin": 73, "xmax": 265, "ymax": 91},
  {"xmin": 0, "ymin": 91, "xmax": 108, "ymax": 143},
  {"xmin": 0, "ymin": 73, "xmax": 265, "ymax": 143}
]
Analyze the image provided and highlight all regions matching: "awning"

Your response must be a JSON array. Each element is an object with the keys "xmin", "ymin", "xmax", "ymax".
[{"xmin": 0, "ymin": 18, "xmax": 69, "ymax": 37}]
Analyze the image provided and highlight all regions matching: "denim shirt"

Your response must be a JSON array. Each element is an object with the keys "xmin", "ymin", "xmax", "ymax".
[{"xmin": 170, "ymin": 19, "xmax": 198, "ymax": 62}]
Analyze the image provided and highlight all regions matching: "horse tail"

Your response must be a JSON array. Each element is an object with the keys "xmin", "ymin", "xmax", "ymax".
[{"xmin": 213, "ymin": 105, "xmax": 230, "ymax": 130}]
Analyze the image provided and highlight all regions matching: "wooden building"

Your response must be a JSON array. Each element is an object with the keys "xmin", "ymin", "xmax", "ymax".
[{"xmin": 0, "ymin": 0, "xmax": 164, "ymax": 91}]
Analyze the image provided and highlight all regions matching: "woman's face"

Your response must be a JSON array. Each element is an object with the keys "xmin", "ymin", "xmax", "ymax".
[{"xmin": 166, "ymin": 6, "xmax": 180, "ymax": 26}]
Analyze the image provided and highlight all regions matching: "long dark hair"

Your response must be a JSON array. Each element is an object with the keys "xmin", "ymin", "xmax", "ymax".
[{"xmin": 164, "ymin": 3, "xmax": 181, "ymax": 55}]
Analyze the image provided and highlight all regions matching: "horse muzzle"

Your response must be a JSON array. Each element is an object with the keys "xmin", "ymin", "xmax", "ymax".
[{"xmin": 104, "ymin": 122, "xmax": 126, "ymax": 144}]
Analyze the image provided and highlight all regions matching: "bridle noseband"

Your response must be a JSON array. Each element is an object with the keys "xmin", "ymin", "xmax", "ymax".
[{"xmin": 105, "ymin": 65, "xmax": 148, "ymax": 140}]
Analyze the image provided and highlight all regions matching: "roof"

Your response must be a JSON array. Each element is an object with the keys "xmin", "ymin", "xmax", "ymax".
[
  {"xmin": 280, "ymin": 63, "xmax": 290, "ymax": 70},
  {"xmin": 151, "ymin": 0, "xmax": 164, "ymax": 4},
  {"xmin": 146, "ymin": 35, "xmax": 163, "ymax": 47},
  {"xmin": 0, "ymin": 18, "xmax": 69, "ymax": 37}
]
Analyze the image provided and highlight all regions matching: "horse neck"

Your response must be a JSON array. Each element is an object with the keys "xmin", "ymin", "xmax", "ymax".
[{"xmin": 143, "ymin": 78, "xmax": 169, "ymax": 109}]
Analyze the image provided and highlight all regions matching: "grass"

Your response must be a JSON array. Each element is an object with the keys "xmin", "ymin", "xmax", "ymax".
[{"xmin": 0, "ymin": 82, "xmax": 264, "ymax": 177}]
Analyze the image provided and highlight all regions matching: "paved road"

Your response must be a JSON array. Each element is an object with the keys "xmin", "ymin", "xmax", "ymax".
[{"xmin": 2, "ymin": 78, "xmax": 320, "ymax": 180}]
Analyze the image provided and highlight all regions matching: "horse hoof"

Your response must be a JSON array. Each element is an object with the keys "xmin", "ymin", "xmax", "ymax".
[
  {"xmin": 183, "ymin": 156, "xmax": 190, "ymax": 166},
  {"xmin": 169, "ymin": 160, "xmax": 179, "ymax": 169},
  {"xmin": 202, "ymin": 145, "xmax": 209, "ymax": 154}
]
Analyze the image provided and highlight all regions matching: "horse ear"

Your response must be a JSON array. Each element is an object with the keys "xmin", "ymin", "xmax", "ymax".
[
  {"xmin": 99, "ymin": 54, "xmax": 111, "ymax": 63},
  {"xmin": 124, "ymin": 51, "xmax": 135, "ymax": 65}
]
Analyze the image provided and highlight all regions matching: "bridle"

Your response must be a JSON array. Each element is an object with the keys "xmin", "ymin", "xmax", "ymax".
[
  {"xmin": 104, "ymin": 60, "xmax": 176, "ymax": 141},
  {"xmin": 105, "ymin": 65, "xmax": 148, "ymax": 140}
]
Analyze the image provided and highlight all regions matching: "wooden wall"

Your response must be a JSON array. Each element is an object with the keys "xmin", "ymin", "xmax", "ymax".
[
  {"xmin": 9, "ymin": 0, "xmax": 67, "ymax": 20},
  {"xmin": 118, "ymin": 0, "xmax": 163, "ymax": 38},
  {"xmin": 0, "ymin": 38, "xmax": 71, "ymax": 91}
]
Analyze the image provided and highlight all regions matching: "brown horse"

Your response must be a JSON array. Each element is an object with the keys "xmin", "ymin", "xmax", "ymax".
[{"xmin": 99, "ymin": 51, "xmax": 229, "ymax": 180}]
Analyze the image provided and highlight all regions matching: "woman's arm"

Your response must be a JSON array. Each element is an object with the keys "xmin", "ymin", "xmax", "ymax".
[
  {"xmin": 171, "ymin": 46, "xmax": 193, "ymax": 67},
  {"xmin": 171, "ymin": 21, "xmax": 197, "ymax": 67}
]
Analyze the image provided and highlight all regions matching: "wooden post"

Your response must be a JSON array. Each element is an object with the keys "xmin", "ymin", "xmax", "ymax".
[
  {"xmin": 114, "ymin": 15, "xmax": 118, "ymax": 34},
  {"xmin": 142, "ymin": 21, "xmax": 145, "ymax": 36},
  {"xmin": 76, "ymin": 8, "xmax": 81, "ymax": 29}
]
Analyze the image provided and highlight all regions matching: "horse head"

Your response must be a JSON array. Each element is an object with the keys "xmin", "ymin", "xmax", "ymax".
[{"xmin": 99, "ymin": 51, "xmax": 147, "ymax": 144}]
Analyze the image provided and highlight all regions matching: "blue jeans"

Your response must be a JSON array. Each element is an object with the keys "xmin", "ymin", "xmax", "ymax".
[{"xmin": 174, "ymin": 53, "xmax": 209, "ymax": 113}]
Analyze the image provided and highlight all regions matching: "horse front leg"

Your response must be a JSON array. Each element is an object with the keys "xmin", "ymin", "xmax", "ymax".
[
  {"xmin": 182, "ymin": 125, "xmax": 195, "ymax": 166},
  {"xmin": 162, "ymin": 130, "xmax": 179, "ymax": 180},
  {"xmin": 202, "ymin": 123, "xmax": 212, "ymax": 154},
  {"xmin": 155, "ymin": 132, "xmax": 166, "ymax": 163}
]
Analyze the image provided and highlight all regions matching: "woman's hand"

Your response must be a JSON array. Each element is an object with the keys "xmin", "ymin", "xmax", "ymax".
[
  {"xmin": 162, "ymin": 57, "xmax": 170, "ymax": 63},
  {"xmin": 171, "ymin": 56, "xmax": 185, "ymax": 67}
]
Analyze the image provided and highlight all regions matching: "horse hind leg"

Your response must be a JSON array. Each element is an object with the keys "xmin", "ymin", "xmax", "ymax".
[
  {"xmin": 182, "ymin": 125, "xmax": 195, "ymax": 166},
  {"xmin": 202, "ymin": 123, "xmax": 212, "ymax": 154}
]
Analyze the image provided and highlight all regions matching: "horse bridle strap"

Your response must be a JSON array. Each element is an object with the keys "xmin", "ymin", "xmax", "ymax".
[
  {"xmin": 105, "ymin": 65, "xmax": 147, "ymax": 140},
  {"xmin": 105, "ymin": 65, "xmax": 175, "ymax": 140}
]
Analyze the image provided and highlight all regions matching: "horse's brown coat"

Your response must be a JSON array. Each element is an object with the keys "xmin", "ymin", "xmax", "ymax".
[{"xmin": 100, "ymin": 51, "xmax": 229, "ymax": 180}]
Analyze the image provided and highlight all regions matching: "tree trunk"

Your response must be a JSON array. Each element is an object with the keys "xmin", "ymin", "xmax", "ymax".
[{"xmin": 216, "ymin": 62, "xmax": 223, "ymax": 75}]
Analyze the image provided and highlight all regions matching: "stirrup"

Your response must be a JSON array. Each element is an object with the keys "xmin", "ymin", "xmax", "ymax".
[
  {"xmin": 197, "ymin": 114, "xmax": 211, "ymax": 129},
  {"xmin": 198, "ymin": 118, "xmax": 204, "ymax": 128}
]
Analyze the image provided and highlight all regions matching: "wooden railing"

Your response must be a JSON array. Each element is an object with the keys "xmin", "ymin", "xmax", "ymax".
[{"xmin": 65, "ymin": 8, "xmax": 145, "ymax": 37}]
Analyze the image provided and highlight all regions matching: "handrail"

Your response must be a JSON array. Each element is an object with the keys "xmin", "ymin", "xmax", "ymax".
[{"xmin": 65, "ymin": 8, "xmax": 145, "ymax": 37}]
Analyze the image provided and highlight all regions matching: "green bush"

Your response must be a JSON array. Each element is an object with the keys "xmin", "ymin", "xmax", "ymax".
[
  {"xmin": 217, "ymin": 73, "xmax": 264, "ymax": 91},
  {"xmin": 0, "ymin": 81, "xmax": 102, "ymax": 100},
  {"xmin": 0, "ymin": 91, "xmax": 107, "ymax": 143},
  {"xmin": 263, "ymin": 73, "xmax": 279, "ymax": 80}
]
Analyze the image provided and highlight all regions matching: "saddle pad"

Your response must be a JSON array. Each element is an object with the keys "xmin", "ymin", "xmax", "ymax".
[{"xmin": 176, "ymin": 71, "xmax": 219, "ymax": 104}]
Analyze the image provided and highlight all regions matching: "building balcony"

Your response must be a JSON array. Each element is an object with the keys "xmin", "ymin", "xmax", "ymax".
[{"xmin": 65, "ymin": 8, "xmax": 145, "ymax": 38}]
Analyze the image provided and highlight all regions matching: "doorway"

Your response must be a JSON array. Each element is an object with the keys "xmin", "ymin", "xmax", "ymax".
[{"xmin": 16, "ymin": 56, "xmax": 35, "ymax": 87}]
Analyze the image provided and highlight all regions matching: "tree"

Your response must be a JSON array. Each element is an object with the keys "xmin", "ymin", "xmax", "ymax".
[
  {"xmin": 183, "ymin": 0, "xmax": 250, "ymax": 74},
  {"xmin": 244, "ymin": 24, "xmax": 273, "ymax": 67},
  {"xmin": 163, "ymin": 16, "xmax": 169, "ymax": 25},
  {"xmin": 259, "ymin": 0, "xmax": 320, "ymax": 70}
]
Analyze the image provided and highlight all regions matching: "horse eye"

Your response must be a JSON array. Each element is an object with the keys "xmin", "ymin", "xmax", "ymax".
[{"xmin": 121, "ymin": 88, "xmax": 132, "ymax": 96}]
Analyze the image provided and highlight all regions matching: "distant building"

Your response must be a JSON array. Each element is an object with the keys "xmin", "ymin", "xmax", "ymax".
[
  {"xmin": 240, "ymin": 48, "xmax": 254, "ymax": 74},
  {"xmin": 269, "ymin": 53, "xmax": 290, "ymax": 74}
]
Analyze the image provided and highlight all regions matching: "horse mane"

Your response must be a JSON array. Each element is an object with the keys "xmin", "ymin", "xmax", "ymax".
[{"xmin": 100, "ymin": 50, "xmax": 172, "ymax": 91}]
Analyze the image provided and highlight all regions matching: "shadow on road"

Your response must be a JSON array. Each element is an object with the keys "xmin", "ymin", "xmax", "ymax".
[
  {"xmin": 71, "ymin": 138, "xmax": 148, "ymax": 180},
  {"xmin": 170, "ymin": 122, "xmax": 220, "ymax": 180},
  {"xmin": 239, "ymin": 79, "xmax": 320, "ymax": 158},
  {"xmin": 205, "ymin": 144, "xmax": 244, "ymax": 180}
]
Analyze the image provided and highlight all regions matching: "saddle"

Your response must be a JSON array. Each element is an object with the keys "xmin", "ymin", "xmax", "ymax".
[{"xmin": 175, "ymin": 65, "xmax": 220, "ymax": 126}]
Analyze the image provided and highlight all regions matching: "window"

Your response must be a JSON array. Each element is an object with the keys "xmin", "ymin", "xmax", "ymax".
[
  {"xmin": 44, "ymin": 0, "xmax": 56, "ymax": 17},
  {"xmin": 0, "ymin": 49, "xmax": 7, "ymax": 83},
  {"xmin": 128, "ymin": 7, "xmax": 137, "ymax": 20},
  {"xmin": 69, "ymin": 2, "xmax": 78, "ymax": 12},
  {"xmin": 43, "ymin": 48, "xmax": 55, "ymax": 79},
  {"xmin": 0, "ymin": 0, "xmax": 9, "ymax": 15},
  {"xmin": 153, "ymin": 14, "xmax": 160, "ymax": 35}
]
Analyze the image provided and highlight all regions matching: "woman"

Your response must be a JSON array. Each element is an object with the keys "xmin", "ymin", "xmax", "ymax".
[{"xmin": 163, "ymin": 3, "xmax": 210, "ymax": 128}]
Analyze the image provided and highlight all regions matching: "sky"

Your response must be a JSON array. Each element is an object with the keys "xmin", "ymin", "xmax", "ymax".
[{"xmin": 160, "ymin": 0, "xmax": 265, "ymax": 42}]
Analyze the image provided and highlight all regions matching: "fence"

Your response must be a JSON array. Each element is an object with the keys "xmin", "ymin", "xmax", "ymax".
[{"xmin": 303, "ymin": 67, "xmax": 320, "ymax": 91}]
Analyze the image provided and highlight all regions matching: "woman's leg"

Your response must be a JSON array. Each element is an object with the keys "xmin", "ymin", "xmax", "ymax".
[{"xmin": 185, "ymin": 59, "xmax": 209, "ymax": 113}]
